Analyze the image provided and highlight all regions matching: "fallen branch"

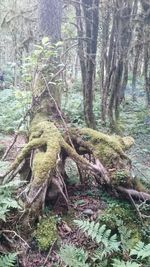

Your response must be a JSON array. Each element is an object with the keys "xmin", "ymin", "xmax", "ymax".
[{"xmin": 117, "ymin": 186, "xmax": 150, "ymax": 201}]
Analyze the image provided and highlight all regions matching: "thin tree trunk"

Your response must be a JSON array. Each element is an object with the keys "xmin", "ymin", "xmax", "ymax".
[
  {"xmin": 141, "ymin": 0, "xmax": 150, "ymax": 107},
  {"xmin": 120, "ymin": 61, "xmax": 128, "ymax": 103},
  {"xmin": 76, "ymin": 0, "xmax": 99, "ymax": 129},
  {"xmin": 101, "ymin": 16, "xmax": 116, "ymax": 123}
]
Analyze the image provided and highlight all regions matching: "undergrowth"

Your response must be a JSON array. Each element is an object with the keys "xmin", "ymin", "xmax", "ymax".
[
  {"xmin": 59, "ymin": 220, "xmax": 150, "ymax": 267},
  {"xmin": 0, "ymin": 180, "xmax": 21, "ymax": 222},
  {"xmin": 0, "ymin": 88, "xmax": 31, "ymax": 133}
]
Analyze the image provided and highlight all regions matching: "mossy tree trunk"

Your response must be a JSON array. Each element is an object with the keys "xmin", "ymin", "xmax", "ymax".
[{"xmin": 18, "ymin": 0, "xmax": 64, "ymax": 223}]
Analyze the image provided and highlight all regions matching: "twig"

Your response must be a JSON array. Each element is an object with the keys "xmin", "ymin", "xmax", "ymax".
[
  {"xmin": 61, "ymin": 43, "xmax": 78, "ymax": 59},
  {"xmin": 43, "ymin": 239, "xmax": 57, "ymax": 266},
  {"xmin": 132, "ymin": 164, "xmax": 149, "ymax": 181},
  {"xmin": 128, "ymin": 193, "xmax": 143, "ymax": 224},
  {"xmin": 3, "ymin": 161, "xmax": 25, "ymax": 184},
  {"xmin": 0, "ymin": 230, "xmax": 30, "ymax": 248},
  {"xmin": 52, "ymin": 176, "xmax": 69, "ymax": 205}
]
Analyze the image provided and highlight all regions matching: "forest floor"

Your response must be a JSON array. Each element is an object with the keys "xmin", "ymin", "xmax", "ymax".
[{"xmin": 0, "ymin": 82, "xmax": 150, "ymax": 266}]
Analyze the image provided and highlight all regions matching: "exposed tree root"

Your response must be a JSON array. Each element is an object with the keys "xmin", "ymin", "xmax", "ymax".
[
  {"xmin": 117, "ymin": 186, "xmax": 150, "ymax": 201},
  {"xmin": 2, "ymin": 115, "xmax": 150, "ymax": 225}
]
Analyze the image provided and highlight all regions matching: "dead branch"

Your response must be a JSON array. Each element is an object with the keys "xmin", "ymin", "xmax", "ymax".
[{"xmin": 117, "ymin": 186, "xmax": 150, "ymax": 201}]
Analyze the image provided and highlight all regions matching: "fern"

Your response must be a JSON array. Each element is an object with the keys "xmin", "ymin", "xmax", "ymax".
[
  {"xmin": 94, "ymin": 260, "xmax": 108, "ymax": 267},
  {"xmin": 74, "ymin": 220, "xmax": 120, "ymax": 257},
  {"xmin": 0, "ymin": 181, "xmax": 22, "ymax": 221},
  {"xmin": 117, "ymin": 220, "xmax": 133, "ymax": 252},
  {"xmin": 130, "ymin": 241, "xmax": 150, "ymax": 259},
  {"xmin": 112, "ymin": 259, "xmax": 141, "ymax": 267},
  {"xmin": 0, "ymin": 253, "xmax": 17, "ymax": 267},
  {"xmin": 59, "ymin": 244, "xmax": 89, "ymax": 267}
]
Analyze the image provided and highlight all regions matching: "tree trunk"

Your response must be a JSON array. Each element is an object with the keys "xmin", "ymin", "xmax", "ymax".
[
  {"xmin": 141, "ymin": 0, "xmax": 150, "ymax": 107},
  {"xmin": 131, "ymin": 4, "xmax": 143, "ymax": 101},
  {"xmin": 75, "ymin": 0, "xmax": 99, "ymax": 129},
  {"xmin": 101, "ymin": 5, "xmax": 117, "ymax": 123},
  {"xmin": 120, "ymin": 61, "xmax": 128, "ymax": 103},
  {"xmin": 16, "ymin": 0, "xmax": 63, "ymax": 224},
  {"xmin": 144, "ymin": 31, "xmax": 150, "ymax": 107},
  {"xmin": 107, "ymin": 0, "xmax": 132, "ymax": 130},
  {"xmin": 38, "ymin": 0, "xmax": 62, "ymax": 42}
]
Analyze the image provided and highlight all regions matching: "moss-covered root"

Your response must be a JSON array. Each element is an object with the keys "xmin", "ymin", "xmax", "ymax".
[
  {"xmin": 17, "ymin": 117, "xmax": 64, "ymax": 223},
  {"xmin": 5, "ymin": 117, "xmax": 62, "ymax": 184},
  {"xmin": 72, "ymin": 128, "xmax": 134, "ymax": 166},
  {"xmin": 62, "ymin": 141, "xmax": 110, "ymax": 184}
]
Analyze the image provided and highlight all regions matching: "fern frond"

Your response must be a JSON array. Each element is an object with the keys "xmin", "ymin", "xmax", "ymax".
[
  {"xmin": 1, "ymin": 197, "xmax": 19, "ymax": 209},
  {"xmin": 0, "ymin": 182, "xmax": 21, "ymax": 222},
  {"xmin": 118, "ymin": 222, "xmax": 132, "ymax": 252},
  {"xmin": 74, "ymin": 219, "xmax": 120, "ymax": 257},
  {"xmin": 0, "ymin": 253, "xmax": 17, "ymax": 267},
  {"xmin": 0, "ymin": 180, "xmax": 25, "ymax": 190},
  {"xmin": 130, "ymin": 241, "xmax": 150, "ymax": 259},
  {"xmin": 112, "ymin": 259, "xmax": 141, "ymax": 267},
  {"xmin": 59, "ymin": 244, "xmax": 89, "ymax": 267}
]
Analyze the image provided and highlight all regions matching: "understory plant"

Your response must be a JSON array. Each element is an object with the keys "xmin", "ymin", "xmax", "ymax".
[
  {"xmin": 59, "ymin": 220, "xmax": 150, "ymax": 267},
  {"xmin": 0, "ymin": 253, "xmax": 17, "ymax": 267},
  {"xmin": 0, "ymin": 180, "xmax": 21, "ymax": 222},
  {"xmin": 0, "ymin": 181, "xmax": 22, "ymax": 266}
]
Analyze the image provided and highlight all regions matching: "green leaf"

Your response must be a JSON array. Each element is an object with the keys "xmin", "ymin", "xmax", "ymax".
[
  {"xmin": 59, "ymin": 244, "xmax": 89, "ymax": 267},
  {"xmin": 130, "ymin": 241, "xmax": 150, "ymax": 259},
  {"xmin": 42, "ymin": 37, "xmax": 49, "ymax": 45}
]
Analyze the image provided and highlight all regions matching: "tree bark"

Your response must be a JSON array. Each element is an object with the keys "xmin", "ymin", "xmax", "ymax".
[
  {"xmin": 38, "ymin": 0, "xmax": 62, "ymax": 42},
  {"xmin": 75, "ymin": 0, "xmax": 99, "ymax": 129},
  {"xmin": 142, "ymin": 1, "xmax": 150, "ymax": 107}
]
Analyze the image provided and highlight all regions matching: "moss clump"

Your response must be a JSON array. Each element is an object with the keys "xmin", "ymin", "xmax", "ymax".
[
  {"xmin": 35, "ymin": 216, "xmax": 58, "ymax": 251},
  {"xmin": 30, "ymin": 115, "xmax": 62, "ymax": 185},
  {"xmin": 76, "ymin": 128, "xmax": 134, "ymax": 166}
]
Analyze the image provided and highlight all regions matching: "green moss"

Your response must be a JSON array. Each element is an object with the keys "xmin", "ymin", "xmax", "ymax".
[
  {"xmin": 9, "ymin": 114, "xmax": 63, "ymax": 185},
  {"xmin": 31, "ymin": 119, "xmax": 62, "ymax": 184},
  {"xmin": 35, "ymin": 216, "xmax": 58, "ymax": 251},
  {"xmin": 77, "ymin": 128, "xmax": 134, "ymax": 166}
]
